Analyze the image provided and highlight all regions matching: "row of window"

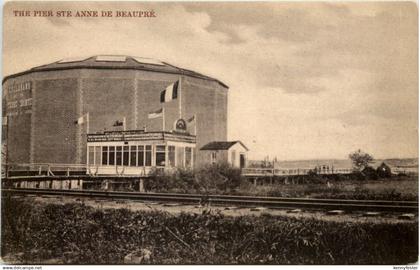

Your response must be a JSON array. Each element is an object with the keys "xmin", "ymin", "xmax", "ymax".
[{"xmin": 88, "ymin": 145, "xmax": 194, "ymax": 168}]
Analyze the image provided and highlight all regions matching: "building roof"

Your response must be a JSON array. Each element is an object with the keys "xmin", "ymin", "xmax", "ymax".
[
  {"xmin": 200, "ymin": 141, "xmax": 248, "ymax": 151},
  {"xmin": 2, "ymin": 55, "xmax": 228, "ymax": 88}
]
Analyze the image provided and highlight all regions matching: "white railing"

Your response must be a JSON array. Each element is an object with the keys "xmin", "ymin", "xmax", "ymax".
[
  {"xmin": 4, "ymin": 163, "xmax": 87, "ymax": 176},
  {"xmin": 5, "ymin": 163, "xmax": 354, "ymax": 178},
  {"xmin": 241, "ymin": 167, "xmax": 353, "ymax": 176},
  {"xmin": 4, "ymin": 163, "xmax": 164, "ymax": 177}
]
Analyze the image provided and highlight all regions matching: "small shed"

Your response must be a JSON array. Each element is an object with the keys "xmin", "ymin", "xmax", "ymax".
[
  {"xmin": 200, "ymin": 141, "xmax": 248, "ymax": 168},
  {"xmin": 377, "ymin": 162, "xmax": 392, "ymax": 178}
]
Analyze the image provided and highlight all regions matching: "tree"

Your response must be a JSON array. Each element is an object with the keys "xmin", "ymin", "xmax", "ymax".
[{"xmin": 349, "ymin": 149, "xmax": 374, "ymax": 172}]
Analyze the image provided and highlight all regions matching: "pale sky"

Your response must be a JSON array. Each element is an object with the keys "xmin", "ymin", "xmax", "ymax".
[{"xmin": 3, "ymin": 1, "xmax": 418, "ymax": 160}]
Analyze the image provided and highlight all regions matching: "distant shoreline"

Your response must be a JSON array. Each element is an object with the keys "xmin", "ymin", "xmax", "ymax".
[{"xmin": 249, "ymin": 158, "xmax": 418, "ymax": 170}]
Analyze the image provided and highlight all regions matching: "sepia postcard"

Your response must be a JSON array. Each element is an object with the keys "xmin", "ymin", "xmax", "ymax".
[{"xmin": 1, "ymin": 0, "xmax": 418, "ymax": 266}]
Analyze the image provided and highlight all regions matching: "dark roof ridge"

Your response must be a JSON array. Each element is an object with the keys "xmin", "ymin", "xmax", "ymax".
[
  {"xmin": 200, "ymin": 140, "xmax": 248, "ymax": 151},
  {"xmin": 2, "ymin": 55, "xmax": 229, "ymax": 88}
]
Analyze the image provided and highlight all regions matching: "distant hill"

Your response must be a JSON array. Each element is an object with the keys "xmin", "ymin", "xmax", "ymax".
[
  {"xmin": 380, "ymin": 158, "xmax": 418, "ymax": 168},
  {"xmin": 274, "ymin": 159, "xmax": 352, "ymax": 169},
  {"xmin": 249, "ymin": 158, "xmax": 418, "ymax": 170}
]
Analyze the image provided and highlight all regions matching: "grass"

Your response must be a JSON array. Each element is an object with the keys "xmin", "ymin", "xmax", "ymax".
[
  {"xmin": 140, "ymin": 167, "xmax": 418, "ymax": 201},
  {"xmin": 1, "ymin": 195, "xmax": 418, "ymax": 264},
  {"xmin": 236, "ymin": 177, "xmax": 418, "ymax": 201}
]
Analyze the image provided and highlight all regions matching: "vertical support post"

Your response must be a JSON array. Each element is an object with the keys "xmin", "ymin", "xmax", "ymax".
[
  {"xmin": 139, "ymin": 178, "xmax": 145, "ymax": 192},
  {"xmin": 5, "ymin": 115, "xmax": 8, "ymax": 178},
  {"xmin": 162, "ymin": 107, "xmax": 165, "ymax": 131},
  {"xmin": 178, "ymin": 76, "xmax": 182, "ymax": 119},
  {"xmin": 194, "ymin": 114, "xmax": 197, "ymax": 136},
  {"xmin": 86, "ymin": 112, "xmax": 90, "ymax": 134}
]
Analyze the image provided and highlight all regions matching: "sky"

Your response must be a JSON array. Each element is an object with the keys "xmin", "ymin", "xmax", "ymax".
[{"xmin": 2, "ymin": 1, "xmax": 418, "ymax": 161}]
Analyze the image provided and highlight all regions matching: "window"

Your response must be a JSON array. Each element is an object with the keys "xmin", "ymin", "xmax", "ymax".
[
  {"xmin": 88, "ymin": 146, "xmax": 94, "ymax": 165},
  {"xmin": 95, "ymin": 146, "xmax": 101, "ymax": 165},
  {"xmin": 137, "ymin": 145, "xmax": 144, "ymax": 166},
  {"xmin": 185, "ymin": 147, "xmax": 192, "ymax": 168},
  {"xmin": 168, "ymin": 146, "xmax": 176, "ymax": 167},
  {"xmin": 231, "ymin": 150, "xmax": 236, "ymax": 166},
  {"xmin": 177, "ymin": 147, "xmax": 185, "ymax": 167},
  {"xmin": 193, "ymin": 149, "xmax": 196, "ymax": 167},
  {"xmin": 156, "ymin": 145, "xmax": 166, "ymax": 167},
  {"xmin": 123, "ymin": 146, "xmax": 129, "ymax": 166},
  {"xmin": 116, "ymin": 146, "xmax": 122, "ymax": 165},
  {"xmin": 145, "ymin": 145, "xmax": 152, "ymax": 166},
  {"xmin": 102, "ymin": 146, "xmax": 108, "ymax": 165},
  {"xmin": 130, "ymin": 146, "xmax": 137, "ymax": 166},
  {"xmin": 211, "ymin": 152, "xmax": 217, "ymax": 164},
  {"xmin": 109, "ymin": 146, "xmax": 115, "ymax": 165}
]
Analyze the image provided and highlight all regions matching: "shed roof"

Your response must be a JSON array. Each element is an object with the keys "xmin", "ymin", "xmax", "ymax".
[
  {"xmin": 200, "ymin": 141, "xmax": 248, "ymax": 151},
  {"xmin": 3, "ymin": 55, "xmax": 228, "ymax": 88}
]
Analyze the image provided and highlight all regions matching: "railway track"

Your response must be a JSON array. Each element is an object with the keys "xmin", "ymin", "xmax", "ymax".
[{"xmin": 2, "ymin": 188, "xmax": 418, "ymax": 213}]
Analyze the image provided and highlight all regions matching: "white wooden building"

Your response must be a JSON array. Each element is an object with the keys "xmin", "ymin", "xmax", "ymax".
[
  {"xmin": 200, "ymin": 141, "xmax": 248, "ymax": 168},
  {"xmin": 86, "ymin": 130, "xmax": 196, "ymax": 175}
]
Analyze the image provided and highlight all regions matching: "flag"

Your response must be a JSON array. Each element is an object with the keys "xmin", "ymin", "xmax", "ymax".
[
  {"xmin": 113, "ymin": 120, "xmax": 123, "ymax": 126},
  {"xmin": 187, "ymin": 115, "xmax": 197, "ymax": 135},
  {"xmin": 148, "ymin": 108, "xmax": 163, "ymax": 119},
  {"xmin": 187, "ymin": 115, "xmax": 195, "ymax": 123},
  {"xmin": 160, "ymin": 81, "xmax": 179, "ymax": 103},
  {"xmin": 75, "ymin": 114, "xmax": 88, "ymax": 125}
]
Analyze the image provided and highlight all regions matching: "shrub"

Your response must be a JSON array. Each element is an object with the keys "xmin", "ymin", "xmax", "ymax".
[
  {"xmin": 144, "ymin": 163, "xmax": 243, "ymax": 194},
  {"xmin": 362, "ymin": 166, "xmax": 378, "ymax": 180},
  {"xmin": 194, "ymin": 162, "xmax": 243, "ymax": 193},
  {"xmin": 145, "ymin": 167, "xmax": 199, "ymax": 193},
  {"xmin": 377, "ymin": 163, "xmax": 392, "ymax": 178}
]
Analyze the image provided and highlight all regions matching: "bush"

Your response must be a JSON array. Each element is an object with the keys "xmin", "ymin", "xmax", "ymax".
[
  {"xmin": 377, "ymin": 164, "xmax": 392, "ymax": 178},
  {"xmin": 143, "ymin": 163, "xmax": 243, "ymax": 194},
  {"xmin": 145, "ymin": 167, "xmax": 199, "ymax": 193},
  {"xmin": 362, "ymin": 166, "xmax": 378, "ymax": 180},
  {"xmin": 194, "ymin": 162, "xmax": 243, "ymax": 193}
]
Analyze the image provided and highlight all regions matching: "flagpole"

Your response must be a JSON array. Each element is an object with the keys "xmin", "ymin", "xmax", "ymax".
[
  {"xmin": 179, "ymin": 76, "xmax": 182, "ymax": 119},
  {"xmin": 86, "ymin": 112, "xmax": 90, "ymax": 134},
  {"xmin": 194, "ymin": 114, "xmax": 197, "ymax": 136},
  {"xmin": 5, "ymin": 115, "xmax": 9, "ymax": 177},
  {"xmin": 123, "ymin": 116, "xmax": 126, "ymax": 131},
  {"xmin": 162, "ymin": 107, "xmax": 165, "ymax": 132}
]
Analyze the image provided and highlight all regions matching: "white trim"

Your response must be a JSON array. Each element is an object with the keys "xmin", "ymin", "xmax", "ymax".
[{"xmin": 86, "ymin": 140, "xmax": 196, "ymax": 175}]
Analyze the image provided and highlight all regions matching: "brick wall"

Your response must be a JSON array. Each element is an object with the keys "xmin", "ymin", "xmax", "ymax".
[
  {"xmin": 3, "ymin": 68, "xmax": 228, "ymax": 168},
  {"xmin": 3, "ymin": 75, "xmax": 32, "ymax": 164},
  {"xmin": 182, "ymin": 77, "xmax": 228, "ymax": 166},
  {"xmin": 32, "ymin": 78, "xmax": 78, "ymax": 164},
  {"xmin": 81, "ymin": 75, "xmax": 135, "ymax": 163}
]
